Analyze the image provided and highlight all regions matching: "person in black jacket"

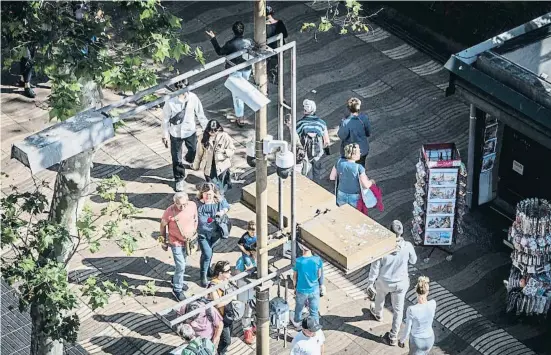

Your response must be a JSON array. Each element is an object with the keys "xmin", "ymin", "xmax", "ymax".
[
  {"xmin": 338, "ymin": 97, "xmax": 372, "ymax": 168},
  {"xmin": 206, "ymin": 22, "xmax": 253, "ymax": 127},
  {"xmin": 266, "ymin": 5, "xmax": 288, "ymax": 84}
]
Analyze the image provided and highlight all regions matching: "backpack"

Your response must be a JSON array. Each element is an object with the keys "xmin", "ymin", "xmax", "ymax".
[
  {"xmin": 182, "ymin": 338, "xmax": 214, "ymax": 355},
  {"xmin": 207, "ymin": 280, "xmax": 245, "ymax": 322},
  {"xmin": 299, "ymin": 132, "xmax": 322, "ymax": 161}
]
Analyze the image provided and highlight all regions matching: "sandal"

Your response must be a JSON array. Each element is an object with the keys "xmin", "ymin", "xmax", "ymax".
[
  {"xmin": 237, "ymin": 118, "xmax": 246, "ymax": 127},
  {"xmin": 226, "ymin": 113, "xmax": 237, "ymax": 123}
]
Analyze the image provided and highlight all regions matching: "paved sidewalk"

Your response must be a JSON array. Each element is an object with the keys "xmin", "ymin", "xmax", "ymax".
[{"xmin": 1, "ymin": 1, "xmax": 548, "ymax": 355}]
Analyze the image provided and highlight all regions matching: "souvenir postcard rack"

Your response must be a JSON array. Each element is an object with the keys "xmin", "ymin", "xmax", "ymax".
[
  {"xmin": 411, "ymin": 143, "xmax": 467, "ymax": 262},
  {"xmin": 505, "ymin": 198, "xmax": 551, "ymax": 316}
]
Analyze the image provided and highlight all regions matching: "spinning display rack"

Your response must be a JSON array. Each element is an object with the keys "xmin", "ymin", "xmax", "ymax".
[
  {"xmin": 506, "ymin": 198, "xmax": 551, "ymax": 316},
  {"xmin": 411, "ymin": 143, "xmax": 467, "ymax": 262}
]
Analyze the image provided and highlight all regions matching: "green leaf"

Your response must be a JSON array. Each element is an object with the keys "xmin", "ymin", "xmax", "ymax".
[
  {"xmin": 194, "ymin": 47, "xmax": 205, "ymax": 66},
  {"xmin": 340, "ymin": 28, "xmax": 348, "ymax": 35},
  {"xmin": 300, "ymin": 23, "xmax": 316, "ymax": 32},
  {"xmin": 168, "ymin": 14, "xmax": 181, "ymax": 28},
  {"xmin": 89, "ymin": 240, "xmax": 100, "ymax": 253},
  {"xmin": 139, "ymin": 9, "xmax": 152, "ymax": 21}
]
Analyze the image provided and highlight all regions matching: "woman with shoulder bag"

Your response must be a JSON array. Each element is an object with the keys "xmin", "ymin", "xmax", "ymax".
[
  {"xmin": 208, "ymin": 261, "xmax": 237, "ymax": 355},
  {"xmin": 329, "ymin": 143, "xmax": 375, "ymax": 209},
  {"xmin": 193, "ymin": 120, "xmax": 236, "ymax": 194},
  {"xmin": 159, "ymin": 192, "xmax": 198, "ymax": 301},
  {"xmin": 196, "ymin": 183, "xmax": 230, "ymax": 287}
]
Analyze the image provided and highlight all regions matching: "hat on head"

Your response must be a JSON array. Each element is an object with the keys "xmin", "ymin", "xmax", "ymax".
[
  {"xmin": 302, "ymin": 315, "xmax": 322, "ymax": 332},
  {"xmin": 391, "ymin": 220, "xmax": 403, "ymax": 236},
  {"xmin": 266, "ymin": 5, "xmax": 274, "ymax": 15},
  {"xmin": 303, "ymin": 99, "xmax": 316, "ymax": 114}
]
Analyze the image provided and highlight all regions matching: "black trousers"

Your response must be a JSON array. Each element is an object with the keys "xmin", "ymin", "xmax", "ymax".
[
  {"xmin": 170, "ymin": 133, "xmax": 197, "ymax": 183},
  {"xmin": 217, "ymin": 319, "xmax": 233, "ymax": 355},
  {"xmin": 358, "ymin": 153, "xmax": 368, "ymax": 169}
]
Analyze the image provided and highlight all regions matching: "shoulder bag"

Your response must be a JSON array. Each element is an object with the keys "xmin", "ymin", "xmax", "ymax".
[{"xmin": 357, "ymin": 166, "xmax": 377, "ymax": 208}]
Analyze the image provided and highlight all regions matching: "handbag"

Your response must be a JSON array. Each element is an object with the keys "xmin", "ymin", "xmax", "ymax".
[
  {"xmin": 358, "ymin": 167, "xmax": 377, "ymax": 208},
  {"xmin": 172, "ymin": 205, "xmax": 198, "ymax": 256},
  {"xmin": 214, "ymin": 202, "xmax": 232, "ymax": 239}
]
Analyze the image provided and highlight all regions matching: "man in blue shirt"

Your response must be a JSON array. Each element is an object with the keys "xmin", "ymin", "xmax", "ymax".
[{"xmin": 291, "ymin": 241, "xmax": 323, "ymax": 328}]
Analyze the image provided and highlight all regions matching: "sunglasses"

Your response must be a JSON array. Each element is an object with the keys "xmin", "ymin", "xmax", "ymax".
[{"xmin": 223, "ymin": 268, "xmax": 231, "ymax": 273}]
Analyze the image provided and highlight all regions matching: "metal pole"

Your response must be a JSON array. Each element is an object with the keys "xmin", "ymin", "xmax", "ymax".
[
  {"xmin": 466, "ymin": 104, "xmax": 476, "ymax": 209},
  {"xmin": 290, "ymin": 45, "xmax": 297, "ymax": 266},
  {"xmin": 254, "ymin": 1, "xmax": 270, "ymax": 354},
  {"xmin": 278, "ymin": 34, "xmax": 285, "ymax": 231}
]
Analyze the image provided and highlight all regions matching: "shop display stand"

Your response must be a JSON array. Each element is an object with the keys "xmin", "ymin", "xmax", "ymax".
[
  {"xmin": 411, "ymin": 143, "xmax": 467, "ymax": 263},
  {"xmin": 505, "ymin": 198, "xmax": 551, "ymax": 316}
]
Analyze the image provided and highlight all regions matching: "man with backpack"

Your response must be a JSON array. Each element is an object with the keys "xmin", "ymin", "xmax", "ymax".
[
  {"xmin": 177, "ymin": 300, "xmax": 224, "ymax": 353},
  {"xmin": 287, "ymin": 99, "xmax": 329, "ymax": 184},
  {"xmin": 177, "ymin": 323, "xmax": 216, "ymax": 355}
]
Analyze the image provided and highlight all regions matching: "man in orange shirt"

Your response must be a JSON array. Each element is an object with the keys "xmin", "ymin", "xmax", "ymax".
[{"xmin": 160, "ymin": 192, "xmax": 198, "ymax": 301}]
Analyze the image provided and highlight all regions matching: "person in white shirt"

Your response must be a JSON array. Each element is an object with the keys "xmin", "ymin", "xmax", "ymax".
[
  {"xmin": 366, "ymin": 220, "xmax": 417, "ymax": 346},
  {"xmin": 291, "ymin": 316, "xmax": 325, "ymax": 355},
  {"xmin": 162, "ymin": 79, "xmax": 208, "ymax": 192},
  {"xmin": 399, "ymin": 276, "xmax": 436, "ymax": 354}
]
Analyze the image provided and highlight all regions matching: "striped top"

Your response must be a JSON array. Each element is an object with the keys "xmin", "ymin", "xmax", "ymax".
[{"xmin": 296, "ymin": 115, "xmax": 328, "ymax": 137}]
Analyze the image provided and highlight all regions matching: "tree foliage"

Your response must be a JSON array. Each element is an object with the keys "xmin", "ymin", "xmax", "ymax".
[
  {"xmin": 301, "ymin": 0, "xmax": 382, "ymax": 36},
  {"xmin": 1, "ymin": 175, "xmax": 141, "ymax": 344},
  {"xmin": 1, "ymin": 0, "xmax": 202, "ymax": 121}
]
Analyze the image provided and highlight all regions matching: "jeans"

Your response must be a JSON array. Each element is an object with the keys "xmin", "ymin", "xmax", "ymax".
[
  {"xmin": 217, "ymin": 319, "xmax": 233, "ymax": 355},
  {"xmin": 409, "ymin": 335, "xmax": 435, "ymax": 355},
  {"xmin": 170, "ymin": 246, "xmax": 187, "ymax": 292},
  {"xmin": 373, "ymin": 278, "xmax": 409, "ymax": 341},
  {"xmin": 230, "ymin": 69, "xmax": 252, "ymax": 117},
  {"xmin": 306, "ymin": 159, "xmax": 323, "ymax": 184},
  {"xmin": 170, "ymin": 133, "xmax": 197, "ymax": 183},
  {"xmin": 198, "ymin": 233, "xmax": 220, "ymax": 282},
  {"xmin": 294, "ymin": 288, "xmax": 320, "ymax": 323},
  {"xmin": 336, "ymin": 190, "xmax": 360, "ymax": 208}
]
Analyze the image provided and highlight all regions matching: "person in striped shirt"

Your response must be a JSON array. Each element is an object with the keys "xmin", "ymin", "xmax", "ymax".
[{"xmin": 287, "ymin": 99, "xmax": 330, "ymax": 183}]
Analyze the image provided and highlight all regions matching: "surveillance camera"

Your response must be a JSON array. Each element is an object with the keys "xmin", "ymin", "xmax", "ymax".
[
  {"xmin": 247, "ymin": 156, "xmax": 256, "ymax": 167},
  {"xmin": 275, "ymin": 150, "xmax": 294, "ymax": 180}
]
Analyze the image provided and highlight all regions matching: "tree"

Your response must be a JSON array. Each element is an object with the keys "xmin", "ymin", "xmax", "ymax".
[
  {"xmin": 1, "ymin": 175, "xmax": 141, "ymax": 355},
  {"xmin": 301, "ymin": 0, "xmax": 383, "ymax": 37},
  {"xmin": 1, "ymin": 0, "xmax": 203, "ymax": 121}
]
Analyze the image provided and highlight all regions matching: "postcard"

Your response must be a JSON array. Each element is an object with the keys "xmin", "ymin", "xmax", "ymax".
[
  {"xmin": 428, "ymin": 186, "xmax": 456, "ymax": 201},
  {"xmin": 428, "ymin": 168, "xmax": 458, "ymax": 187},
  {"xmin": 427, "ymin": 201, "xmax": 455, "ymax": 215},
  {"xmin": 426, "ymin": 215, "xmax": 454, "ymax": 229},
  {"xmin": 482, "ymin": 138, "xmax": 497, "ymax": 156},
  {"xmin": 484, "ymin": 124, "xmax": 498, "ymax": 141},
  {"xmin": 424, "ymin": 230, "xmax": 453, "ymax": 245},
  {"xmin": 481, "ymin": 153, "xmax": 496, "ymax": 172}
]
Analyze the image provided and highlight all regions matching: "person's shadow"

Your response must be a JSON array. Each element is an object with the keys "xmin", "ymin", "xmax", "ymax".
[{"xmin": 320, "ymin": 307, "xmax": 388, "ymax": 344}]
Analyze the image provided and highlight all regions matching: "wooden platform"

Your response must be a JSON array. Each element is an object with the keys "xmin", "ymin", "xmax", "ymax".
[
  {"xmin": 299, "ymin": 204, "xmax": 397, "ymax": 273},
  {"xmin": 241, "ymin": 173, "xmax": 336, "ymax": 227},
  {"xmin": 242, "ymin": 174, "xmax": 396, "ymax": 273}
]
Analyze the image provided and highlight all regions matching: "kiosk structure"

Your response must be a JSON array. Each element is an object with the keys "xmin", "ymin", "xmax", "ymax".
[{"xmin": 411, "ymin": 143, "xmax": 468, "ymax": 262}]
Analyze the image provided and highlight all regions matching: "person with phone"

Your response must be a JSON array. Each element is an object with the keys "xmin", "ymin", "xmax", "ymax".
[{"xmin": 162, "ymin": 79, "xmax": 208, "ymax": 192}]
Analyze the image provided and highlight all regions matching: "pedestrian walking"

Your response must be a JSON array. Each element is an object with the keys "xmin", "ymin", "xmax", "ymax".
[
  {"xmin": 366, "ymin": 220, "xmax": 417, "ymax": 346},
  {"xmin": 160, "ymin": 192, "xmax": 198, "ymax": 301},
  {"xmin": 206, "ymin": 22, "xmax": 252, "ymax": 127},
  {"xmin": 291, "ymin": 242, "xmax": 323, "ymax": 328},
  {"xmin": 19, "ymin": 46, "xmax": 37, "ymax": 98},
  {"xmin": 176, "ymin": 323, "xmax": 216, "ymax": 355},
  {"xmin": 266, "ymin": 4, "xmax": 288, "ymax": 84},
  {"xmin": 287, "ymin": 99, "xmax": 329, "ymax": 184},
  {"xmin": 290, "ymin": 316, "xmax": 326, "ymax": 355},
  {"xmin": 207, "ymin": 261, "xmax": 236, "ymax": 355},
  {"xmin": 192, "ymin": 120, "xmax": 235, "ymax": 194},
  {"xmin": 177, "ymin": 302, "xmax": 223, "ymax": 353},
  {"xmin": 162, "ymin": 79, "xmax": 209, "ymax": 192},
  {"xmin": 399, "ymin": 276, "xmax": 436, "ymax": 354},
  {"xmin": 338, "ymin": 97, "xmax": 371, "ymax": 168},
  {"xmin": 330, "ymin": 143, "xmax": 375, "ymax": 208},
  {"xmin": 196, "ymin": 183, "xmax": 230, "ymax": 287}
]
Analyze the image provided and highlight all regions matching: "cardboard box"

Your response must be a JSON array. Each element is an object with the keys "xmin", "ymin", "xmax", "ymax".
[
  {"xmin": 299, "ymin": 205, "xmax": 397, "ymax": 273},
  {"xmin": 241, "ymin": 173, "xmax": 336, "ymax": 227}
]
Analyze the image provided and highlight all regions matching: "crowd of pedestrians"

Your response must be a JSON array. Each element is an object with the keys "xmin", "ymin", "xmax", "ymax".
[{"xmin": 155, "ymin": 5, "xmax": 437, "ymax": 354}]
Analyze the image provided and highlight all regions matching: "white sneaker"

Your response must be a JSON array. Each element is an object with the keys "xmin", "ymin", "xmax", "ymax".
[
  {"xmin": 320, "ymin": 285, "xmax": 327, "ymax": 297},
  {"xmin": 175, "ymin": 180, "xmax": 185, "ymax": 192},
  {"xmin": 290, "ymin": 318, "xmax": 302, "ymax": 330}
]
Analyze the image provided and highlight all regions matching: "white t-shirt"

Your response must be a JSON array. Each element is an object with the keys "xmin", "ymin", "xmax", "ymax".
[
  {"xmin": 291, "ymin": 330, "xmax": 325, "ymax": 355},
  {"xmin": 400, "ymin": 299, "xmax": 436, "ymax": 343}
]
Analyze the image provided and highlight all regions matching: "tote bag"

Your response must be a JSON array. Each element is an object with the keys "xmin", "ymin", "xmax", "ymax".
[{"xmin": 358, "ymin": 167, "xmax": 377, "ymax": 208}]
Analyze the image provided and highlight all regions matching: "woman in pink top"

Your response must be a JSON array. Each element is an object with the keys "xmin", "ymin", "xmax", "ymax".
[{"xmin": 160, "ymin": 192, "xmax": 198, "ymax": 301}]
